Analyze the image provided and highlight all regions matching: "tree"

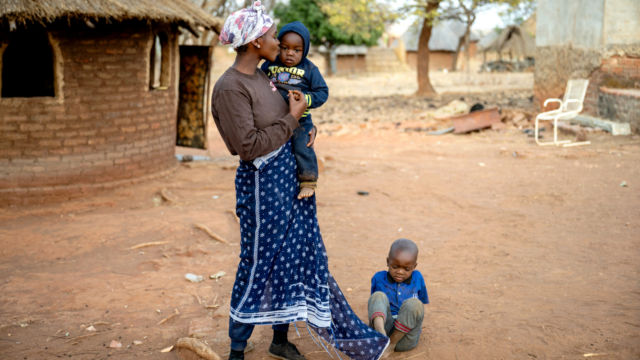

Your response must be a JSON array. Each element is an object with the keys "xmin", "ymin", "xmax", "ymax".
[
  {"xmin": 180, "ymin": 0, "xmax": 234, "ymax": 46},
  {"xmin": 438, "ymin": 0, "xmax": 494, "ymax": 74},
  {"xmin": 441, "ymin": 0, "xmax": 535, "ymax": 73},
  {"xmin": 274, "ymin": 0, "xmax": 388, "ymax": 76},
  {"xmin": 401, "ymin": 0, "xmax": 442, "ymax": 95},
  {"xmin": 499, "ymin": 0, "xmax": 536, "ymax": 25}
]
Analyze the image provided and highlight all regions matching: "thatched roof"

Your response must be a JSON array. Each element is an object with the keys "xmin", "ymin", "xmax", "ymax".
[
  {"xmin": 480, "ymin": 25, "xmax": 535, "ymax": 58},
  {"xmin": 0, "ymin": 0, "xmax": 223, "ymax": 32},
  {"xmin": 400, "ymin": 20, "xmax": 480, "ymax": 53}
]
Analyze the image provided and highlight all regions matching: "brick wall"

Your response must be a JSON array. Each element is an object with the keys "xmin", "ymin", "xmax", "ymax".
[
  {"xmin": 583, "ymin": 55, "xmax": 640, "ymax": 133},
  {"xmin": 0, "ymin": 23, "xmax": 179, "ymax": 205}
]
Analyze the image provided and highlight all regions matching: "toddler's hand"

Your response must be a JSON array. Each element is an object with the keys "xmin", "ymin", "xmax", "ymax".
[{"xmin": 288, "ymin": 90, "xmax": 302, "ymax": 101}]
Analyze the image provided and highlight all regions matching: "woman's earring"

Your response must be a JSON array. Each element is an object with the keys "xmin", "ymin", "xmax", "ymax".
[{"xmin": 256, "ymin": 44, "xmax": 261, "ymax": 49}]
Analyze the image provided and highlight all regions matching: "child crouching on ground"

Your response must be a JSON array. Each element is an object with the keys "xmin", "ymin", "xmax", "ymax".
[{"xmin": 369, "ymin": 238, "xmax": 429, "ymax": 357}]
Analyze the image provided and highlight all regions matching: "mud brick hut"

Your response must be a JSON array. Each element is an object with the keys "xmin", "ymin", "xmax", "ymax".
[
  {"xmin": 0, "ymin": 0, "xmax": 221, "ymax": 205},
  {"xmin": 399, "ymin": 20, "xmax": 479, "ymax": 72}
]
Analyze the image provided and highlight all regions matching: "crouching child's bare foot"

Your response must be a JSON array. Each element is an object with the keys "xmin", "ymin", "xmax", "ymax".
[
  {"xmin": 297, "ymin": 187, "xmax": 315, "ymax": 199},
  {"xmin": 381, "ymin": 328, "xmax": 406, "ymax": 358}
]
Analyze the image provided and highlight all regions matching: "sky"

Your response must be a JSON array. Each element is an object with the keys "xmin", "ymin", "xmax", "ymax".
[{"xmin": 387, "ymin": 2, "xmax": 509, "ymax": 37}]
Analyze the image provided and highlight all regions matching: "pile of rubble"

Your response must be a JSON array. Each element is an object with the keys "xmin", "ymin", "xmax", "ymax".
[{"xmin": 313, "ymin": 90, "xmax": 535, "ymax": 126}]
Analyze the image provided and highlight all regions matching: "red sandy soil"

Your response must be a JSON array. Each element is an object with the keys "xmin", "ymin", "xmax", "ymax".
[{"xmin": 1, "ymin": 127, "xmax": 639, "ymax": 360}]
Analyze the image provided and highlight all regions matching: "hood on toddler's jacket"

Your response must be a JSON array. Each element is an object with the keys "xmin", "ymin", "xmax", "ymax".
[{"xmin": 278, "ymin": 21, "xmax": 311, "ymax": 59}]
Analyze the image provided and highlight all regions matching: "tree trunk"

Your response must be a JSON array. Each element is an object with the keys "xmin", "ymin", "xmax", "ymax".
[
  {"xmin": 464, "ymin": 23, "xmax": 471, "ymax": 77},
  {"xmin": 451, "ymin": 36, "xmax": 463, "ymax": 72},
  {"xmin": 416, "ymin": 1, "xmax": 440, "ymax": 96},
  {"xmin": 323, "ymin": 52, "xmax": 333, "ymax": 77}
]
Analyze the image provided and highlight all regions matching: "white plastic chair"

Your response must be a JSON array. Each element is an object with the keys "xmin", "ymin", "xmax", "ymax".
[{"xmin": 535, "ymin": 79, "xmax": 590, "ymax": 147}]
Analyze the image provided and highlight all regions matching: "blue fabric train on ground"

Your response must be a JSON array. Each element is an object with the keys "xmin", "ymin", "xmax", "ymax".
[{"xmin": 231, "ymin": 140, "xmax": 389, "ymax": 360}]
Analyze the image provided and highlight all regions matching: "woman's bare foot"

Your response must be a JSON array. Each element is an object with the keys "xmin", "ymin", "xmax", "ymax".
[{"xmin": 298, "ymin": 187, "xmax": 314, "ymax": 199}]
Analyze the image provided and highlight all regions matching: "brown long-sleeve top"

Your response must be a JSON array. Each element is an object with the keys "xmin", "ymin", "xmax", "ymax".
[{"xmin": 211, "ymin": 68, "xmax": 299, "ymax": 161}]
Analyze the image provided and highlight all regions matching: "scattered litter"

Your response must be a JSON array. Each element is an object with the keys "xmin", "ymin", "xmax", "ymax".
[
  {"xmin": 426, "ymin": 126, "xmax": 455, "ymax": 135},
  {"xmin": 46, "ymin": 329, "xmax": 63, "ymax": 342},
  {"xmin": 620, "ymin": 181, "xmax": 628, "ymax": 187},
  {"xmin": 452, "ymin": 107, "xmax": 501, "ymax": 134},
  {"xmin": 156, "ymin": 309, "xmax": 162, "ymax": 314},
  {"xmin": 133, "ymin": 341, "xmax": 143, "ymax": 345},
  {"xmin": 357, "ymin": 191, "xmax": 369, "ymax": 196},
  {"xmin": 139, "ymin": 252, "xmax": 144, "ymax": 255},
  {"xmin": 434, "ymin": 99, "xmax": 469, "ymax": 120},
  {"xmin": 157, "ymin": 308, "xmax": 179, "ymax": 325},
  {"xmin": 205, "ymin": 305, "xmax": 220, "ymax": 309},
  {"xmin": 66, "ymin": 331, "xmax": 109, "ymax": 343},
  {"xmin": 479, "ymin": 163, "xmax": 486, "ymax": 167},
  {"xmin": 161, "ymin": 345, "xmax": 174, "ymax": 353},
  {"xmin": 469, "ymin": 103, "xmax": 484, "ymax": 112},
  {"xmin": 125, "ymin": 241, "xmax": 169, "ymax": 251},
  {"xmin": 186, "ymin": 273, "xmax": 204, "ymax": 283},
  {"xmin": 346, "ymin": 288, "xmax": 353, "ymax": 292},
  {"xmin": 193, "ymin": 223, "xmax": 229, "ymax": 244},
  {"xmin": 0, "ymin": 318, "xmax": 34, "ymax": 331},
  {"xmin": 109, "ymin": 340, "xmax": 122, "ymax": 348},
  {"xmin": 194, "ymin": 293, "xmax": 202, "ymax": 305},
  {"xmin": 160, "ymin": 188, "xmax": 178, "ymax": 203},
  {"xmin": 583, "ymin": 354, "xmax": 608, "ymax": 358},
  {"xmin": 175, "ymin": 338, "xmax": 222, "ymax": 360},
  {"xmin": 152, "ymin": 195, "xmax": 162, "ymax": 207},
  {"xmin": 213, "ymin": 195, "xmax": 219, "ymax": 199},
  {"xmin": 175, "ymin": 154, "xmax": 211, "ymax": 162},
  {"xmin": 210, "ymin": 271, "xmax": 226, "ymax": 280},
  {"xmin": 85, "ymin": 326, "xmax": 96, "ymax": 332}
]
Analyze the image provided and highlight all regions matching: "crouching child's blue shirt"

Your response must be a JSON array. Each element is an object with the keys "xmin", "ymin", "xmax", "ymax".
[
  {"xmin": 371, "ymin": 270, "xmax": 429, "ymax": 316},
  {"xmin": 260, "ymin": 21, "xmax": 328, "ymax": 124}
]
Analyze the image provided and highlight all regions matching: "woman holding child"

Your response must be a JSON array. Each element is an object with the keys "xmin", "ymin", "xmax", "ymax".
[{"xmin": 210, "ymin": 2, "xmax": 389, "ymax": 360}]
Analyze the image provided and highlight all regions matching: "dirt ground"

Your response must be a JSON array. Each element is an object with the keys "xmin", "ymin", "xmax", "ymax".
[{"xmin": 1, "ymin": 67, "xmax": 640, "ymax": 360}]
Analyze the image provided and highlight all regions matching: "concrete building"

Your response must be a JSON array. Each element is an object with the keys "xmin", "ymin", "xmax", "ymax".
[
  {"xmin": 0, "ymin": 0, "xmax": 220, "ymax": 205},
  {"xmin": 535, "ymin": 0, "xmax": 640, "ymax": 133}
]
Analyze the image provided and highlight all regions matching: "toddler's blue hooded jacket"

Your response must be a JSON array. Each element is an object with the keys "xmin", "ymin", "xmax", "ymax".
[{"xmin": 260, "ymin": 21, "xmax": 329, "ymax": 123}]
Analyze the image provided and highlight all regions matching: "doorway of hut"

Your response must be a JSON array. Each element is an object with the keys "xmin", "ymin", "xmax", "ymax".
[{"xmin": 176, "ymin": 46, "xmax": 213, "ymax": 152}]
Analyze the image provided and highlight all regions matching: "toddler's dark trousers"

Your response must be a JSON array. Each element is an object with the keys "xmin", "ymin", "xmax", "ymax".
[{"xmin": 291, "ymin": 119, "xmax": 318, "ymax": 183}]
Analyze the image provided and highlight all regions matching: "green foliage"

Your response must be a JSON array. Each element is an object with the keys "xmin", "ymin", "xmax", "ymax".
[
  {"xmin": 499, "ymin": 0, "xmax": 536, "ymax": 25},
  {"xmin": 273, "ymin": 0, "xmax": 383, "ymax": 47},
  {"xmin": 320, "ymin": 0, "xmax": 396, "ymax": 45}
]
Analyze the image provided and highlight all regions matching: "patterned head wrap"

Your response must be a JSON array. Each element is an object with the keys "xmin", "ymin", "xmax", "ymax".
[{"xmin": 219, "ymin": 1, "xmax": 274, "ymax": 49}]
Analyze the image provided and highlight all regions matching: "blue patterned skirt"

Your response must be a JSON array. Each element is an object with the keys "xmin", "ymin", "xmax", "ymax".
[{"xmin": 231, "ymin": 141, "xmax": 389, "ymax": 360}]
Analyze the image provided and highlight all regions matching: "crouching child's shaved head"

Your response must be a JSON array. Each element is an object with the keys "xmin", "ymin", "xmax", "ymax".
[{"xmin": 387, "ymin": 238, "xmax": 419, "ymax": 283}]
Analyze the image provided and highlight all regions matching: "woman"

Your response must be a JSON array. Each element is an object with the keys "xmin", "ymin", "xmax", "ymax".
[{"xmin": 212, "ymin": 3, "xmax": 389, "ymax": 360}]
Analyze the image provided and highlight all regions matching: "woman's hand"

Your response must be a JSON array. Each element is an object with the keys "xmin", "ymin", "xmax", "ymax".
[
  {"xmin": 288, "ymin": 90, "xmax": 308, "ymax": 120},
  {"xmin": 307, "ymin": 126, "xmax": 317, "ymax": 148}
]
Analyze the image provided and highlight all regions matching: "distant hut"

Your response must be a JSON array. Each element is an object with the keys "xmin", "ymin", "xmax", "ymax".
[
  {"xmin": 0, "ymin": 0, "xmax": 221, "ymax": 206},
  {"xmin": 318, "ymin": 45, "xmax": 369, "ymax": 75},
  {"xmin": 479, "ymin": 25, "xmax": 535, "ymax": 61},
  {"xmin": 399, "ymin": 20, "xmax": 480, "ymax": 72}
]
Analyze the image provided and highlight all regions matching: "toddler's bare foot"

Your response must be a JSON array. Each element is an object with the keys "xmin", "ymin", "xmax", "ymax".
[{"xmin": 298, "ymin": 187, "xmax": 315, "ymax": 199}]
